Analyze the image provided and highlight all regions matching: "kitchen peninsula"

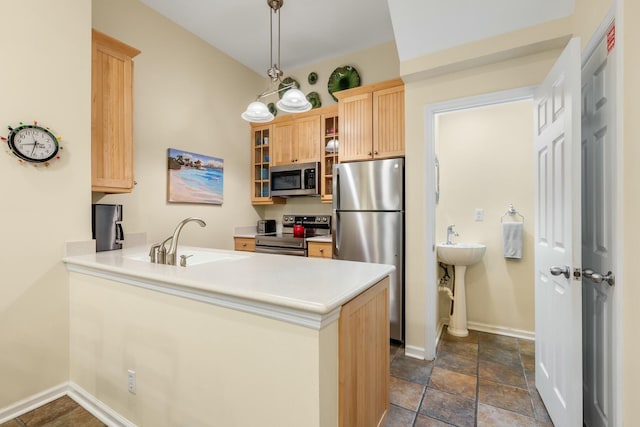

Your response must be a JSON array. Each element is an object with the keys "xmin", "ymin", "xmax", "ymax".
[{"xmin": 63, "ymin": 246, "xmax": 393, "ymax": 427}]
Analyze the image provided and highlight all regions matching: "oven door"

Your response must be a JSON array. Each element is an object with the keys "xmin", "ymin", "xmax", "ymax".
[{"xmin": 255, "ymin": 246, "xmax": 307, "ymax": 256}]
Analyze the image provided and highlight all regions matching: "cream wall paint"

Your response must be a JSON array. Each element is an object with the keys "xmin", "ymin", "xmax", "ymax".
[
  {"xmin": 69, "ymin": 273, "xmax": 338, "ymax": 427},
  {"xmin": 435, "ymin": 100, "xmax": 535, "ymax": 333},
  {"xmin": 403, "ymin": 49, "xmax": 562, "ymax": 351},
  {"xmin": 259, "ymin": 41, "xmax": 400, "ymax": 221},
  {"xmin": 620, "ymin": 0, "xmax": 639, "ymax": 423},
  {"xmin": 274, "ymin": 41, "xmax": 399, "ymax": 109},
  {"xmin": 0, "ymin": 0, "xmax": 91, "ymax": 408},
  {"xmin": 92, "ymin": 0, "xmax": 265, "ymax": 250}
]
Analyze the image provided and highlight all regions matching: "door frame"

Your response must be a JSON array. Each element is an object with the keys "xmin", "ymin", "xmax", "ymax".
[
  {"xmin": 580, "ymin": 5, "xmax": 622, "ymax": 425},
  {"xmin": 423, "ymin": 86, "xmax": 535, "ymax": 360},
  {"xmin": 421, "ymin": 9, "xmax": 623, "ymax": 426}
]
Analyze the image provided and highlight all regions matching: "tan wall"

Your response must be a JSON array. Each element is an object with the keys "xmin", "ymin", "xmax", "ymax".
[
  {"xmin": 92, "ymin": 0, "xmax": 266, "ymax": 249},
  {"xmin": 0, "ymin": 0, "xmax": 91, "ymax": 408},
  {"xmin": 259, "ymin": 41, "xmax": 400, "ymax": 221},
  {"xmin": 403, "ymin": 49, "xmax": 561, "ymax": 350},
  {"xmin": 621, "ymin": 0, "xmax": 638, "ymax": 423},
  {"xmin": 70, "ymin": 273, "xmax": 338, "ymax": 427},
  {"xmin": 436, "ymin": 101, "xmax": 535, "ymax": 333}
]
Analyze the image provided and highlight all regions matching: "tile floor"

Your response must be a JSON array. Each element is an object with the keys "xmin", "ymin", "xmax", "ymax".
[
  {"xmin": 1, "ymin": 330, "xmax": 552, "ymax": 427},
  {"xmin": 0, "ymin": 395, "xmax": 104, "ymax": 427},
  {"xmin": 385, "ymin": 329, "xmax": 554, "ymax": 427}
]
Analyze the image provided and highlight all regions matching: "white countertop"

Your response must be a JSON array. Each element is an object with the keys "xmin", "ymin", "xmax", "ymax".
[{"xmin": 63, "ymin": 245, "xmax": 393, "ymax": 329}]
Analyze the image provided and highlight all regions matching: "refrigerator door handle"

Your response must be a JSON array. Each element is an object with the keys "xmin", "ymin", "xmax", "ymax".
[
  {"xmin": 333, "ymin": 211, "xmax": 340, "ymax": 257},
  {"xmin": 333, "ymin": 165, "xmax": 340, "ymax": 210}
]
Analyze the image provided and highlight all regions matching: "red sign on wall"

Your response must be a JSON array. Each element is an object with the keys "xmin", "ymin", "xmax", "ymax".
[{"xmin": 607, "ymin": 24, "xmax": 616, "ymax": 54}]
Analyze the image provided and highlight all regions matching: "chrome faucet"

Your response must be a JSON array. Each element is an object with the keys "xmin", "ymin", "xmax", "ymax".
[
  {"xmin": 446, "ymin": 225, "xmax": 459, "ymax": 245},
  {"xmin": 163, "ymin": 217, "xmax": 207, "ymax": 266}
]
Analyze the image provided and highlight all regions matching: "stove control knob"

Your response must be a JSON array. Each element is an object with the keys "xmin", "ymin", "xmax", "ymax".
[{"xmin": 322, "ymin": 217, "xmax": 328, "ymax": 222}]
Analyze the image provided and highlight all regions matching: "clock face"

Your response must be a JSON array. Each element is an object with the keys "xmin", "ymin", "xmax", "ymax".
[{"xmin": 7, "ymin": 125, "xmax": 59, "ymax": 163}]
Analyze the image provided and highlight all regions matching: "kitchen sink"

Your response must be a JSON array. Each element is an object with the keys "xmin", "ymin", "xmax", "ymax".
[{"xmin": 124, "ymin": 249, "xmax": 249, "ymax": 266}]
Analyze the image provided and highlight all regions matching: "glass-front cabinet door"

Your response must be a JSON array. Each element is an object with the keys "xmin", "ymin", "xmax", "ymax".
[
  {"xmin": 321, "ymin": 107, "xmax": 339, "ymax": 203},
  {"xmin": 251, "ymin": 125, "xmax": 274, "ymax": 204}
]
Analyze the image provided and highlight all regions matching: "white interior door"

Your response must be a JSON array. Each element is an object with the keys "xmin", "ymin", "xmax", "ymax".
[
  {"xmin": 534, "ymin": 37, "xmax": 582, "ymax": 427},
  {"xmin": 581, "ymin": 24, "xmax": 616, "ymax": 427}
]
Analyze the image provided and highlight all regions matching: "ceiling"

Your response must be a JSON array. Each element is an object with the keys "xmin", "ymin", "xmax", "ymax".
[
  {"xmin": 139, "ymin": 0, "xmax": 396, "ymax": 76},
  {"xmin": 140, "ymin": 0, "xmax": 575, "ymax": 77}
]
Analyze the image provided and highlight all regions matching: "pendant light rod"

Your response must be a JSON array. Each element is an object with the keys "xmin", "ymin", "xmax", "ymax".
[{"xmin": 267, "ymin": 0, "xmax": 283, "ymax": 82}]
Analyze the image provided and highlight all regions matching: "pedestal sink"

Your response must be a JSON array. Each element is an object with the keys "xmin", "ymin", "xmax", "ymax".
[{"xmin": 437, "ymin": 243, "xmax": 486, "ymax": 337}]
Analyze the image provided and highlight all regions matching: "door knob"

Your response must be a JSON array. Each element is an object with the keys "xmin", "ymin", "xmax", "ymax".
[
  {"xmin": 583, "ymin": 268, "xmax": 615, "ymax": 286},
  {"xmin": 550, "ymin": 265, "xmax": 570, "ymax": 278}
]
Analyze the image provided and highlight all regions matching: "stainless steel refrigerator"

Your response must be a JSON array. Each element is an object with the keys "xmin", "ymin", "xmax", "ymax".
[{"xmin": 332, "ymin": 158, "xmax": 404, "ymax": 341}]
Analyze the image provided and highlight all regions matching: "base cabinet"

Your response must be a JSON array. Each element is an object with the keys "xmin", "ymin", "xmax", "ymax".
[
  {"xmin": 339, "ymin": 277, "xmax": 390, "ymax": 427},
  {"xmin": 308, "ymin": 241, "xmax": 332, "ymax": 259},
  {"xmin": 234, "ymin": 237, "xmax": 256, "ymax": 252}
]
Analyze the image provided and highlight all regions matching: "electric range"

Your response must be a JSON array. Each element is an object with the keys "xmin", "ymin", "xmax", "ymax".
[{"xmin": 255, "ymin": 214, "xmax": 331, "ymax": 256}]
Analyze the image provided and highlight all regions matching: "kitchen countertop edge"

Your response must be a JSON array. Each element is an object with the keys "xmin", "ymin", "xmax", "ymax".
[{"xmin": 63, "ymin": 246, "xmax": 393, "ymax": 330}]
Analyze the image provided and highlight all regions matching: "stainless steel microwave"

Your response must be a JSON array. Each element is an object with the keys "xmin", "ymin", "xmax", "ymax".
[{"xmin": 270, "ymin": 162, "xmax": 319, "ymax": 197}]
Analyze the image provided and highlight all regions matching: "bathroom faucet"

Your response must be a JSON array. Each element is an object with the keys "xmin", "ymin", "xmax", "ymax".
[
  {"xmin": 164, "ymin": 217, "xmax": 207, "ymax": 265},
  {"xmin": 446, "ymin": 225, "xmax": 459, "ymax": 245}
]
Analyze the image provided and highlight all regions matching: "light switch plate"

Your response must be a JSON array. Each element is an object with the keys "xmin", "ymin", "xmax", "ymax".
[{"xmin": 474, "ymin": 208, "xmax": 484, "ymax": 221}]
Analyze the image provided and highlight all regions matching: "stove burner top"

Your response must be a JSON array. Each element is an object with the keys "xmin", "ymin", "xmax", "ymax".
[{"xmin": 255, "ymin": 214, "xmax": 331, "ymax": 255}]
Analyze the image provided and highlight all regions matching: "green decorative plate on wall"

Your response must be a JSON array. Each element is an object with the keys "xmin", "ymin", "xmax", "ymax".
[
  {"xmin": 327, "ymin": 65, "xmax": 361, "ymax": 101},
  {"xmin": 278, "ymin": 77, "xmax": 299, "ymax": 99},
  {"xmin": 308, "ymin": 72, "xmax": 318, "ymax": 85},
  {"xmin": 306, "ymin": 92, "xmax": 321, "ymax": 109},
  {"xmin": 268, "ymin": 102, "xmax": 277, "ymax": 117}
]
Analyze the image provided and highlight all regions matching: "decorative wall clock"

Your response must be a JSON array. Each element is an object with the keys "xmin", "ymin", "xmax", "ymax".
[{"xmin": 2, "ymin": 120, "xmax": 62, "ymax": 166}]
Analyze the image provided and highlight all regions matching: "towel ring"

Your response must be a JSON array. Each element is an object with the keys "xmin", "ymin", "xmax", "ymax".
[{"xmin": 501, "ymin": 204, "xmax": 524, "ymax": 223}]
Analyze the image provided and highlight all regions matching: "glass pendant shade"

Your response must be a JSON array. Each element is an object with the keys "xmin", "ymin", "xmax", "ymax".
[
  {"xmin": 241, "ymin": 101, "xmax": 274, "ymax": 123},
  {"xmin": 276, "ymin": 88, "xmax": 312, "ymax": 113}
]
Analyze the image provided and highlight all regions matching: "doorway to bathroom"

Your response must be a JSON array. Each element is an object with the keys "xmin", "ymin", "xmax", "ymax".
[{"xmin": 424, "ymin": 22, "xmax": 620, "ymax": 427}]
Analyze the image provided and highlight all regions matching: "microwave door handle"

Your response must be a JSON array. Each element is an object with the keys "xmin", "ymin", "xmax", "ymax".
[{"xmin": 115, "ymin": 221, "xmax": 124, "ymax": 244}]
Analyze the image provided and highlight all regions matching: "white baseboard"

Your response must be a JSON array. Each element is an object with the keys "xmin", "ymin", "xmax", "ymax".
[
  {"xmin": 403, "ymin": 344, "xmax": 426, "ymax": 360},
  {"xmin": 0, "ymin": 382, "xmax": 135, "ymax": 427},
  {"xmin": 67, "ymin": 382, "xmax": 135, "ymax": 427},
  {"xmin": 0, "ymin": 383, "xmax": 68, "ymax": 424},
  {"xmin": 439, "ymin": 317, "xmax": 535, "ymax": 341}
]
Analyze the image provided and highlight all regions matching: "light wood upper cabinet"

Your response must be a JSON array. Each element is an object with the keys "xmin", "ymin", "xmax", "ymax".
[
  {"xmin": 338, "ymin": 92, "xmax": 373, "ymax": 162},
  {"xmin": 272, "ymin": 119, "xmax": 295, "ymax": 166},
  {"xmin": 250, "ymin": 124, "xmax": 285, "ymax": 205},
  {"xmin": 295, "ymin": 115, "xmax": 321, "ymax": 163},
  {"xmin": 321, "ymin": 106, "xmax": 339, "ymax": 203},
  {"xmin": 272, "ymin": 115, "xmax": 321, "ymax": 165},
  {"xmin": 336, "ymin": 78, "xmax": 404, "ymax": 162},
  {"xmin": 91, "ymin": 29, "xmax": 140, "ymax": 193},
  {"xmin": 374, "ymin": 85, "xmax": 405, "ymax": 159}
]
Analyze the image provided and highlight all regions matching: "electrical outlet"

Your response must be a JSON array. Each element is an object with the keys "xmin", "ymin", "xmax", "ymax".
[
  {"xmin": 474, "ymin": 208, "xmax": 484, "ymax": 221},
  {"xmin": 127, "ymin": 369, "xmax": 136, "ymax": 394}
]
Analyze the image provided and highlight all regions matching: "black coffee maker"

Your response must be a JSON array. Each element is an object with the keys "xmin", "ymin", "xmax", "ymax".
[{"xmin": 92, "ymin": 204, "xmax": 124, "ymax": 251}]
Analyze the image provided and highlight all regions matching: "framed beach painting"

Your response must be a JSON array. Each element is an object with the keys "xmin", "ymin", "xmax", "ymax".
[{"xmin": 167, "ymin": 148, "xmax": 224, "ymax": 204}]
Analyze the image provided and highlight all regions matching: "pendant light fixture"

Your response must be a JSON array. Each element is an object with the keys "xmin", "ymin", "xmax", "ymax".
[{"xmin": 241, "ymin": 0, "xmax": 311, "ymax": 123}]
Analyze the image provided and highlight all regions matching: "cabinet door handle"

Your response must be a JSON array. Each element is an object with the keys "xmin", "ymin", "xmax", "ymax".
[
  {"xmin": 319, "ymin": 248, "xmax": 324, "ymax": 253},
  {"xmin": 368, "ymin": 151, "xmax": 372, "ymax": 156},
  {"xmin": 374, "ymin": 150, "xmax": 378, "ymax": 155}
]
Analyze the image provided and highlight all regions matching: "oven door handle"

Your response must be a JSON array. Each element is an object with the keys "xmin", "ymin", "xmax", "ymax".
[{"xmin": 255, "ymin": 246, "xmax": 307, "ymax": 257}]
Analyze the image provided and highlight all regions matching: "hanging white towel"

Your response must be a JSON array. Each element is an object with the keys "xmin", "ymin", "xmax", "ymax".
[{"xmin": 502, "ymin": 222, "xmax": 523, "ymax": 259}]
